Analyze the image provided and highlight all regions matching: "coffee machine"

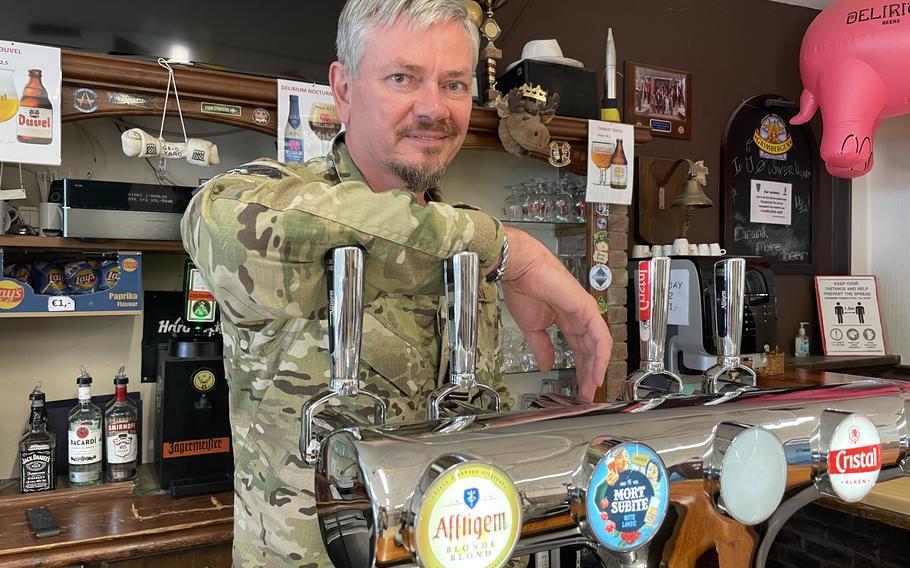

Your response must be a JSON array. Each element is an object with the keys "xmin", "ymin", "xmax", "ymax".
[{"xmin": 628, "ymin": 257, "xmax": 778, "ymax": 381}]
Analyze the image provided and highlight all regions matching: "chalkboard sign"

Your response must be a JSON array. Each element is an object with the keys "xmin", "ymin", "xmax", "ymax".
[{"xmin": 722, "ymin": 94, "xmax": 818, "ymax": 274}]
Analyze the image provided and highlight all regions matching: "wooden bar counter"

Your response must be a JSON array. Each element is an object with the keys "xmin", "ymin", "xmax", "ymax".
[
  {"xmin": 0, "ymin": 471, "xmax": 232, "ymax": 567},
  {"xmin": 0, "ymin": 368, "xmax": 905, "ymax": 566}
]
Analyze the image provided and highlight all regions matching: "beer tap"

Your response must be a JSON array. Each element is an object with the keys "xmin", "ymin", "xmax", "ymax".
[
  {"xmin": 299, "ymin": 247, "xmax": 387, "ymax": 465},
  {"xmin": 702, "ymin": 258, "xmax": 757, "ymax": 394},
  {"xmin": 624, "ymin": 257, "xmax": 684, "ymax": 401},
  {"xmin": 426, "ymin": 251, "xmax": 502, "ymax": 420}
]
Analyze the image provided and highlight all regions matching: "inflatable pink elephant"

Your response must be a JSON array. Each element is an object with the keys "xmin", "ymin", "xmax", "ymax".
[{"xmin": 791, "ymin": 0, "xmax": 910, "ymax": 178}]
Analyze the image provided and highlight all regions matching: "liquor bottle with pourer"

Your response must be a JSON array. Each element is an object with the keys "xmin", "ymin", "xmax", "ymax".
[
  {"xmin": 19, "ymin": 384, "xmax": 56, "ymax": 493},
  {"xmin": 68, "ymin": 366, "xmax": 102, "ymax": 487},
  {"xmin": 105, "ymin": 366, "xmax": 138, "ymax": 482}
]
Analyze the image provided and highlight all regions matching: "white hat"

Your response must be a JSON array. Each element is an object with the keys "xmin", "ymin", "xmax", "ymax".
[{"xmin": 503, "ymin": 39, "xmax": 584, "ymax": 73}]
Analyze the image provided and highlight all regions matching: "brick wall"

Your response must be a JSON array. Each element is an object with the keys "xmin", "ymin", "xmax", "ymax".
[
  {"xmin": 767, "ymin": 503, "xmax": 910, "ymax": 568},
  {"xmin": 605, "ymin": 204, "xmax": 629, "ymax": 402}
]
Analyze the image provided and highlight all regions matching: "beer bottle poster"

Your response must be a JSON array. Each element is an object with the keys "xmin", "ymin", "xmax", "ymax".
[
  {"xmin": 276, "ymin": 80, "xmax": 343, "ymax": 164},
  {"xmin": 586, "ymin": 120, "xmax": 634, "ymax": 205},
  {"xmin": 0, "ymin": 40, "xmax": 61, "ymax": 166}
]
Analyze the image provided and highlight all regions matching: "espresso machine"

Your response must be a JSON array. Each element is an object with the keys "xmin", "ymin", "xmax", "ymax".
[{"xmin": 305, "ymin": 249, "xmax": 909, "ymax": 568}]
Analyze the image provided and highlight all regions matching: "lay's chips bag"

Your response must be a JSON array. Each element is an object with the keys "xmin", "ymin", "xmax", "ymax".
[
  {"xmin": 32, "ymin": 261, "xmax": 67, "ymax": 295},
  {"xmin": 63, "ymin": 261, "xmax": 101, "ymax": 295}
]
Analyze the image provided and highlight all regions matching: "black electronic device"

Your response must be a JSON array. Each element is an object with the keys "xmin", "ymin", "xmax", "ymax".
[
  {"xmin": 154, "ymin": 336, "xmax": 232, "ymax": 497},
  {"xmin": 49, "ymin": 179, "xmax": 194, "ymax": 241},
  {"xmin": 25, "ymin": 506, "xmax": 61, "ymax": 538},
  {"xmin": 496, "ymin": 60, "xmax": 599, "ymax": 119}
]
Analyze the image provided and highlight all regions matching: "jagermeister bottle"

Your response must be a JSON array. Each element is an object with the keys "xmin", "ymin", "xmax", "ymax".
[
  {"xmin": 284, "ymin": 94, "xmax": 305, "ymax": 163},
  {"xmin": 610, "ymin": 138, "xmax": 628, "ymax": 190},
  {"xmin": 68, "ymin": 366, "xmax": 102, "ymax": 487},
  {"xmin": 19, "ymin": 385, "xmax": 56, "ymax": 493},
  {"xmin": 104, "ymin": 367, "xmax": 138, "ymax": 482},
  {"xmin": 17, "ymin": 69, "xmax": 53, "ymax": 145}
]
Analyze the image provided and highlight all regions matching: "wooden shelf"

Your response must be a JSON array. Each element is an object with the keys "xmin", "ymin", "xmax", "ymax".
[{"xmin": 0, "ymin": 235, "xmax": 185, "ymax": 253}]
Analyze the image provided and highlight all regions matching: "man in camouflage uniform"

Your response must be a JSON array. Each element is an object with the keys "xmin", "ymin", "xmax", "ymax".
[{"xmin": 181, "ymin": 0, "xmax": 611, "ymax": 566}]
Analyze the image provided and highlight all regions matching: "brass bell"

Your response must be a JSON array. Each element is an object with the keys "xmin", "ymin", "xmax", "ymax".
[
  {"xmin": 670, "ymin": 161, "xmax": 713, "ymax": 238},
  {"xmin": 671, "ymin": 178, "xmax": 713, "ymax": 209}
]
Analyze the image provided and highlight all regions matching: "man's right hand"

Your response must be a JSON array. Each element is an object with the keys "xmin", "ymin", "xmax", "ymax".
[{"xmin": 500, "ymin": 227, "xmax": 612, "ymax": 401}]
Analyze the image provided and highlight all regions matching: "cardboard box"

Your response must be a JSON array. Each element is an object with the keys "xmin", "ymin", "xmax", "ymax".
[
  {"xmin": 496, "ymin": 60, "xmax": 599, "ymax": 119},
  {"xmin": 0, "ymin": 249, "xmax": 142, "ymax": 316}
]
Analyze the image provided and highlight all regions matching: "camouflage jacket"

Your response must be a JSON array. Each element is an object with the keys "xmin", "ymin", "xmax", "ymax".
[{"xmin": 180, "ymin": 134, "xmax": 508, "ymax": 566}]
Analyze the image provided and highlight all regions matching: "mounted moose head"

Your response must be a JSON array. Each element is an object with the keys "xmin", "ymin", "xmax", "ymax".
[{"xmin": 495, "ymin": 86, "xmax": 560, "ymax": 157}]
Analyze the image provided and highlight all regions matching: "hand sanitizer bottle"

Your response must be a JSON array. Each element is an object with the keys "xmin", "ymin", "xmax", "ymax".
[{"xmin": 794, "ymin": 322, "xmax": 810, "ymax": 357}]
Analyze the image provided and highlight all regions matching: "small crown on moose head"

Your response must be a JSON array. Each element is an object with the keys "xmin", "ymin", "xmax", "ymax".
[{"xmin": 519, "ymin": 83, "xmax": 547, "ymax": 103}]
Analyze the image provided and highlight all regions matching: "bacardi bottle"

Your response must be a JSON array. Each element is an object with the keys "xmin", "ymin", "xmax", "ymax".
[
  {"xmin": 68, "ymin": 366, "xmax": 102, "ymax": 487},
  {"xmin": 284, "ymin": 94, "xmax": 305, "ymax": 163},
  {"xmin": 19, "ymin": 385, "xmax": 56, "ymax": 493},
  {"xmin": 104, "ymin": 366, "xmax": 138, "ymax": 482},
  {"xmin": 17, "ymin": 69, "xmax": 53, "ymax": 145}
]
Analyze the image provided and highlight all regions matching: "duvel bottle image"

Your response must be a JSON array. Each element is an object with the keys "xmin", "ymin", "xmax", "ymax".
[{"xmin": 17, "ymin": 69, "xmax": 53, "ymax": 145}]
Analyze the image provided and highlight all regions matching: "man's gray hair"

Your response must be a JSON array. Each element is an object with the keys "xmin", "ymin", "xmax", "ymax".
[{"xmin": 337, "ymin": 0, "xmax": 480, "ymax": 77}]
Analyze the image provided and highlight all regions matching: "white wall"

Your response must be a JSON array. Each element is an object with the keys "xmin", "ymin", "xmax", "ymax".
[
  {"xmin": 850, "ymin": 114, "xmax": 910, "ymax": 361},
  {"xmin": 0, "ymin": 117, "xmax": 565, "ymax": 477}
]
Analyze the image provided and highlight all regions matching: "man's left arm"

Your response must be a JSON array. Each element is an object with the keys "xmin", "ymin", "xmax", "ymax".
[{"xmin": 499, "ymin": 227, "xmax": 612, "ymax": 401}]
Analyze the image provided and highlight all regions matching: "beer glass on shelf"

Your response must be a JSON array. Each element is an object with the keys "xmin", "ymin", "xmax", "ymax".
[
  {"xmin": 307, "ymin": 102, "xmax": 341, "ymax": 156},
  {"xmin": 591, "ymin": 141, "xmax": 614, "ymax": 186},
  {"xmin": 0, "ymin": 69, "xmax": 19, "ymax": 144}
]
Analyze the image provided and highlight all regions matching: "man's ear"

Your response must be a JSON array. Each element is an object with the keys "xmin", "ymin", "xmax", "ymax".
[{"xmin": 329, "ymin": 61, "xmax": 352, "ymax": 125}]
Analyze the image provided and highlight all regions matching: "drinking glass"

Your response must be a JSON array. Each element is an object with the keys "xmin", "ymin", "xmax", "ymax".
[
  {"xmin": 0, "ymin": 69, "xmax": 19, "ymax": 144},
  {"xmin": 591, "ymin": 141, "xmax": 615, "ymax": 186}
]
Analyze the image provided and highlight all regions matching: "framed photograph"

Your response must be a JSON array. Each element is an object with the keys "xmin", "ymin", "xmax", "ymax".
[{"xmin": 624, "ymin": 62, "xmax": 692, "ymax": 140}]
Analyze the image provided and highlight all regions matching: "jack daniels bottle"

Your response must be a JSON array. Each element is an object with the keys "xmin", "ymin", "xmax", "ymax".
[{"xmin": 19, "ymin": 385, "xmax": 56, "ymax": 493}]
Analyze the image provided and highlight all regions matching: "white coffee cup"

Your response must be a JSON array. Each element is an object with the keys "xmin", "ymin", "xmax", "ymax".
[
  {"xmin": 631, "ymin": 245, "xmax": 651, "ymax": 258},
  {"xmin": 709, "ymin": 242, "xmax": 726, "ymax": 256},
  {"xmin": 663, "ymin": 244, "xmax": 675, "ymax": 256},
  {"xmin": 651, "ymin": 244, "xmax": 663, "ymax": 258},
  {"xmin": 0, "ymin": 200, "xmax": 18, "ymax": 234},
  {"xmin": 673, "ymin": 238, "xmax": 690, "ymax": 256},
  {"xmin": 688, "ymin": 244, "xmax": 698, "ymax": 255},
  {"xmin": 38, "ymin": 202, "xmax": 63, "ymax": 237},
  {"xmin": 697, "ymin": 243, "xmax": 710, "ymax": 256}
]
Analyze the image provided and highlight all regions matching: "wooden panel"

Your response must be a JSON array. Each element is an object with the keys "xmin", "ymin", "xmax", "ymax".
[
  {"xmin": 636, "ymin": 156, "xmax": 691, "ymax": 245},
  {"xmin": 0, "ymin": 236, "xmax": 185, "ymax": 253},
  {"xmin": 100, "ymin": 543, "xmax": 231, "ymax": 567},
  {"xmin": 0, "ymin": 489, "xmax": 233, "ymax": 568}
]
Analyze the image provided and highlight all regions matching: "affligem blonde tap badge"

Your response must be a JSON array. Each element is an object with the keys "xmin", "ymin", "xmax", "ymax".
[
  {"xmin": 0, "ymin": 40, "xmax": 61, "ymax": 166},
  {"xmin": 414, "ymin": 462, "xmax": 521, "ymax": 568}
]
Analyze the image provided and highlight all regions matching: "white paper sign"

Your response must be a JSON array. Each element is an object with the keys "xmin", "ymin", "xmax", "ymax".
[
  {"xmin": 586, "ymin": 120, "xmax": 634, "ymax": 205},
  {"xmin": 277, "ymin": 80, "xmax": 343, "ymax": 163},
  {"xmin": 0, "ymin": 41, "xmax": 61, "ymax": 166},
  {"xmin": 750, "ymin": 179, "xmax": 792, "ymax": 225},
  {"xmin": 667, "ymin": 269, "xmax": 689, "ymax": 326},
  {"xmin": 47, "ymin": 295, "xmax": 74, "ymax": 312},
  {"xmin": 815, "ymin": 276, "xmax": 885, "ymax": 355}
]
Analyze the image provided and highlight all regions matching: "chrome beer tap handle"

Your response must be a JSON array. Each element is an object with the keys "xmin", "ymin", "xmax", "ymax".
[
  {"xmin": 427, "ymin": 252, "xmax": 502, "ymax": 419},
  {"xmin": 300, "ymin": 247, "xmax": 387, "ymax": 465},
  {"xmin": 624, "ymin": 257, "xmax": 683, "ymax": 401},
  {"xmin": 702, "ymin": 258, "xmax": 757, "ymax": 394}
]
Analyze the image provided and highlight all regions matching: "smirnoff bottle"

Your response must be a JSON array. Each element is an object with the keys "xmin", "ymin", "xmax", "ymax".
[
  {"xmin": 17, "ymin": 69, "xmax": 53, "ymax": 145},
  {"xmin": 68, "ymin": 366, "xmax": 102, "ymax": 487},
  {"xmin": 104, "ymin": 367, "xmax": 138, "ymax": 482},
  {"xmin": 284, "ymin": 94, "xmax": 305, "ymax": 163},
  {"xmin": 19, "ymin": 385, "xmax": 56, "ymax": 493}
]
